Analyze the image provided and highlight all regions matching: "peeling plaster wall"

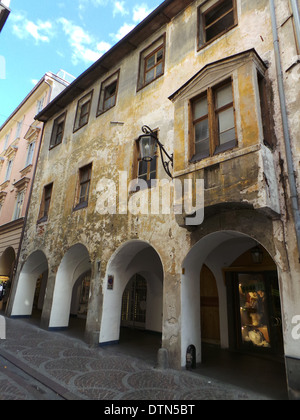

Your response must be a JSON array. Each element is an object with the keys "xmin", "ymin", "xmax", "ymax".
[{"xmin": 8, "ymin": 0, "xmax": 300, "ymax": 379}]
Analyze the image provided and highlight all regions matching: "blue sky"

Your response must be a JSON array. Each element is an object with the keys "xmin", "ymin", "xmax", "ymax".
[{"xmin": 0, "ymin": 0, "xmax": 162, "ymax": 126}]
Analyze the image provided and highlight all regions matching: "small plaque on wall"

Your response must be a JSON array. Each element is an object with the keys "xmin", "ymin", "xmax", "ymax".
[{"xmin": 107, "ymin": 275, "xmax": 114, "ymax": 290}]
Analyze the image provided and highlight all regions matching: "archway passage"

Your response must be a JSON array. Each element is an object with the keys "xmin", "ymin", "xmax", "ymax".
[
  {"xmin": 100, "ymin": 240, "xmax": 163, "ymax": 363},
  {"xmin": 0, "ymin": 247, "xmax": 16, "ymax": 312},
  {"xmin": 182, "ymin": 231, "xmax": 288, "ymax": 399},
  {"xmin": 49, "ymin": 244, "xmax": 92, "ymax": 338},
  {"xmin": 68, "ymin": 270, "xmax": 92, "ymax": 339},
  {"xmin": 121, "ymin": 274, "xmax": 147, "ymax": 329},
  {"xmin": 200, "ymin": 265, "xmax": 220, "ymax": 346},
  {"xmin": 11, "ymin": 250, "xmax": 48, "ymax": 318}
]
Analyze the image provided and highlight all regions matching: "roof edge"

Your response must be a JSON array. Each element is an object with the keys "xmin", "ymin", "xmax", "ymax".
[
  {"xmin": 35, "ymin": 0, "xmax": 195, "ymax": 123},
  {"xmin": 0, "ymin": 73, "xmax": 70, "ymax": 132}
]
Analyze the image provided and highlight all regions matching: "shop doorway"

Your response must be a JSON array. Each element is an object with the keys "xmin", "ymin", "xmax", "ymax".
[
  {"xmin": 181, "ymin": 230, "xmax": 288, "ymax": 398},
  {"xmin": 0, "ymin": 247, "xmax": 16, "ymax": 312},
  {"xmin": 226, "ymin": 270, "xmax": 284, "ymax": 356},
  {"xmin": 32, "ymin": 271, "xmax": 48, "ymax": 319},
  {"xmin": 121, "ymin": 274, "xmax": 147, "ymax": 329},
  {"xmin": 71, "ymin": 271, "xmax": 91, "ymax": 320},
  {"xmin": 200, "ymin": 265, "xmax": 220, "ymax": 346},
  {"xmin": 100, "ymin": 240, "xmax": 163, "ymax": 363}
]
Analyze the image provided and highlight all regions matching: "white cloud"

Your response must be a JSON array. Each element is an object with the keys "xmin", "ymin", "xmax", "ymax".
[
  {"xmin": 11, "ymin": 13, "xmax": 53, "ymax": 43},
  {"xmin": 110, "ymin": 3, "xmax": 153, "ymax": 42},
  {"xmin": 132, "ymin": 4, "xmax": 152, "ymax": 23},
  {"xmin": 97, "ymin": 41, "xmax": 112, "ymax": 54},
  {"xmin": 113, "ymin": 1, "xmax": 129, "ymax": 17},
  {"xmin": 113, "ymin": 23, "xmax": 135, "ymax": 41},
  {"xmin": 58, "ymin": 17, "xmax": 111, "ymax": 65}
]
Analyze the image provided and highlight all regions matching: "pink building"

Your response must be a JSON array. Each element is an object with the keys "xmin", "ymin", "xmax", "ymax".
[
  {"xmin": 0, "ymin": 71, "xmax": 71, "ymax": 310},
  {"xmin": 0, "ymin": 0, "xmax": 10, "ymax": 33}
]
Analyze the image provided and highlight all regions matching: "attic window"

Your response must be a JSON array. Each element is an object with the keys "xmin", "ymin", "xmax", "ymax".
[
  {"xmin": 137, "ymin": 34, "xmax": 165, "ymax": 91},
  {"xmin": 73, "ymin": 91, "xmax": 93, "ymax": 132},
  {"xmin": 97, "ymin": 70, "xmax": 120, "ymax": 116},
  {"xmin": 50, "ymin": 112, "xmax": 66, "ymax": 149},
  {"xmin": 198, "ymin": 0, "xmax": 237, "ymax": 48}
]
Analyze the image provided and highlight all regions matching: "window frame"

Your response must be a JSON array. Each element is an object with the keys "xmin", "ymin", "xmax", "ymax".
[
  {"xmin": 25, "ymin": 140, "xmax": 36, "ymax": 167},
  {"xmin": 12, "ymin": 190, "xmax": 25, "ymax": 221},
  {"xmin": 137, "ymin": 34, "xmax": 166, "ymax": 91},
  {"xmin": 50, "ymin": 112, "xmax": 67, "ymax": 149},
  {"xmin": 4, "ymin": 159, "xmax": 13, "ymax": 182},
  {"xmin": 257, "ymin": 71, "xmax": 274, "ymax": 149},
  {"xmin": 189, "ymin": 78, "xmax": 237, "ymax": 163},
  {"xmin": 37, "ymin": 183, "xmax": 53, "ymax": 223},
  {"xmin": 198, "ymin": 0, "xmax": 238, "ymax": 50},
  {"xmin": 74, "ymin": 163, "xmax": 93, "ymax": 211},
  {"xmin": 97, "ymin": 70, "xmax": 120, "ymax": 116},
  {"xmin": 73, "ymin": 91, "xmax": 93, "ymax": 133}
]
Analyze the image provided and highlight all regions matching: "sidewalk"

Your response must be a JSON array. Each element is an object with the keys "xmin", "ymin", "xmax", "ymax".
[{"xmin": 0, "ymin": 317, "xmax": 273, "ymax": 400}]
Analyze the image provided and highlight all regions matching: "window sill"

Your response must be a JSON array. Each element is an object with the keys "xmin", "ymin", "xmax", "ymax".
[
  {"xmin": 0, "ymin": 180, "xmax": 10, "ymax": 191},
  {"xmin": 49, "ymin": 142, "xmax": 62, "ymax": 151},
  {"xmin": 37, "ymin": 216, "xmax": 48, "ymax": 225},
  {"xmin": 96, "ymin": 104, "xmax": 116, "ymax": 118},
  {"xmin": 73, "ymin": 201, "xmax": 88, "ymax": 212},
  {"xmin": 129, "ymin": 178, "xmax": 158, "ymax": 194},
  {"xmin": 20, "ymin": 164, "xmax": 33, "ymax": 177},
  {"xmin": 137, "ymin": 73, "xmax": 164, "ymax": 93},
  {"xmin": 175, "ymin": 143, "xmax": 261, "ymax": 178},
  {"xmin": 197, "ymin": 24, "xmax": 238, "ymax": 52},
  {"xmin": 73, "ymin": 122, "xmax": 89, "ymax": 134},
  {"xmin": 189, "ymin": 140, "xmax": 237, "ymax": 164}
]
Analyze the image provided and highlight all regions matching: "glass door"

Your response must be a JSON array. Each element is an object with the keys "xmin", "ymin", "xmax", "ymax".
[
  {"xmin": 235, "ymin": 271, "xmax": 283, "ymax": 355},
  {"xmin": 121, "ymin": 274, "xmax": 147, "ymax": 329},
  {"xmin": 238, "ymin": 273, "xmax": 271, "ymax": 350}
]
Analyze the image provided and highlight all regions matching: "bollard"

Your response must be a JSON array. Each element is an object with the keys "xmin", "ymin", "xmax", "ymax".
[
  {"xmin": 157, "ymin": 347, "xmax": 169, "ymax": 369},
  {"xmin": 186, "ymin": 345, "xmax": 196, "ymax": 370}
]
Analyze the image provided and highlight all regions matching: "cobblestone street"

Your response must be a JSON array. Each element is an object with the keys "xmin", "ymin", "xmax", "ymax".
[{"xmin": 0, "ymin": 317, "xmax": 278, "ymax": 401}]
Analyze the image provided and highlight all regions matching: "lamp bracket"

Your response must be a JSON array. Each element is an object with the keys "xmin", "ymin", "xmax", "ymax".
[{"xmin": 141, "ymin": 125, "xmax": 173, "ymax": 178}]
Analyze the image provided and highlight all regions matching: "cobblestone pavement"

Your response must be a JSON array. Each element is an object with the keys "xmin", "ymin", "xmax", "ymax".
[{"xmin": 0, "ymin": 317, "xmax": 270, "ymax": 401}]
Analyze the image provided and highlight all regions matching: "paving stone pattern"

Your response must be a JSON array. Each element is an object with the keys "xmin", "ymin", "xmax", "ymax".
[{"xmin": 0, "ymin": 318, "xmax": 269, "ymax": 400}]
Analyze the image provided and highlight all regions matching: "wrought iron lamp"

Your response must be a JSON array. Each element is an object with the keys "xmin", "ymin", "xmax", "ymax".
[
  {"xmin": 138, "ymin": 125, "xmax": 173, "ymax": 178},
  {"xmin": 251, "ymin": 245, "xmax": 263, "ymax": 264}
]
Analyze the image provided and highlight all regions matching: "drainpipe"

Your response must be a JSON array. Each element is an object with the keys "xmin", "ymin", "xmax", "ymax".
[
  {"xmin": 290, "ymin": 0, "xmax": 300, "ymax": 51},
  {"xmin": 270, "ymin": 0, "xmax": 300, "ymax": 262}
]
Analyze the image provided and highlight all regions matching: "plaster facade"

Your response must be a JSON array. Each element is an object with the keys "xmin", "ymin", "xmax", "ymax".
[
  {"xmin": 7, "ymin": 0, "xmax": 300, "ymax": 398},
  {"xmin": 0, "ymin": 72, "xmax": 70, "ymax": 309}
]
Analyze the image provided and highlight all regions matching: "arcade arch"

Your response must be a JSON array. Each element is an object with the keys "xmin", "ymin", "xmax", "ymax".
[
  {"xmin": 100, "ymin": 240, "xmax": 163, "ymax": 348},
  {"xmin": 0, "ymin": 247, "xmax": 16, "ymax": 311},
  {"xmin": 11, "ymin": 250, "xmax": 48, "ymax": 317},
  {"xmin": 49, "ymin": 243, "xmax": 92, "ymax": 329},
  {"xmin": 181, "ymin": 230, "xmax": 284, "ymax": 367}
]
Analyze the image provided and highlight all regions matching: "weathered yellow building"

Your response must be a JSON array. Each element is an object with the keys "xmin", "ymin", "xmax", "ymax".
[{"xmin": 6, "ymin": 0, "xmax": 300, "ymax": 399}]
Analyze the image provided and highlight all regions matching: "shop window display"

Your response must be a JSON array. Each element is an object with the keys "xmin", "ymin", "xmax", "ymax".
[{"xmin": 238, "ymin": 273, "xmax": 271, "ymax": 348}]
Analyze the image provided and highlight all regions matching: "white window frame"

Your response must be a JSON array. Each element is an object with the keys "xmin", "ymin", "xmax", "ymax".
[
  {"xmin": 12, "ymin": 190, "xmax": 25, "ymax": 221},
  {"xmin": 25, "ymin": 141, "xmax": 35, "ymax": 167}
]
